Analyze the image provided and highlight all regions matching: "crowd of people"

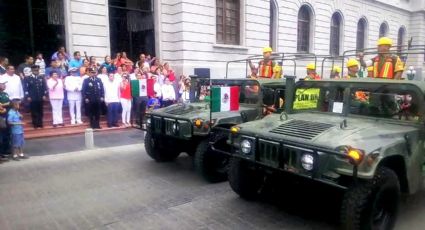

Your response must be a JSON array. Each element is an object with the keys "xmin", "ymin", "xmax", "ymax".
[{"xmin": 0, "ymin": 46, "xmax": 192, "ymax": 162}]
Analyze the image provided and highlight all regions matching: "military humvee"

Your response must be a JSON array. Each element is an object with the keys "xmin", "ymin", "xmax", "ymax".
[
  {"xmin": 145, "ymin": 77, "xmax": 286, "ymax": 182},
  {"xmin": 228, "ymin": 76, "xmax": 425, "ymax": 229}
]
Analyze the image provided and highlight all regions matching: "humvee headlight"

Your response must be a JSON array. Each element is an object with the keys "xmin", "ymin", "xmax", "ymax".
[
  {"xmin": 301, "ymin": 154, "xmax": 314, "ymax": 171},
  {"xmin": 146, "ymin": 117, "xmax": 151, "ymax": 125},
  {"xmin": 172, "ymin": 123, "xmax": 178, "ymax": 133},
  {"xmin": 194, "ymin": 119, "xmax": 202, "ymax": 128},
  {"xmin": 347, "ymin": 148, "xmax": 364, "ymax": 165},
  {"xmin": 240, "ymin": 139, "xmax": 252, "ymax": 154}
]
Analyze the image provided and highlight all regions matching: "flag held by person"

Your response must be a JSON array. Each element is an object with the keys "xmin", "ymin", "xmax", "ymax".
[{"xmin": 211, "ymin": 86, "xmax": 239, "ymax": 112}]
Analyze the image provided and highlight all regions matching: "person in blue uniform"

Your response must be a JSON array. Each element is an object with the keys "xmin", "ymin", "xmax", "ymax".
[
  {"xmin": 82, "ymin": 68, "xmax": 105, "ymax": 129},
  {"xmin": 24, "ymin": 65, "xmax": 47, "ymax": 129}
]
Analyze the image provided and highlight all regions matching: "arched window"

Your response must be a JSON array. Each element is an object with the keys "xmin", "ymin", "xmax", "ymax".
[
  {"xmin": 216, "ymin": 0, "xmax": 240, "ymax": 45},
  {"xmin": 379, "ymin": 22, "xmax": 388, "ymax": 38},
  {"xmin": 330, "ymin": 12, "xmax": 342, "ymax": 56},
  {"xmin": 356, "ymin": 18, "xmax": 367, "ymax": 51},
  {"xmin": 269, "ymin": 0, "xmax": 278, "ymax": 50},
  {"xmin": 297, "ymin": 5, "xmax": 312, "ymax": 52},
  {"xmin": 397, "ymin": 26, "xmax": 406, "ymax": 54}
]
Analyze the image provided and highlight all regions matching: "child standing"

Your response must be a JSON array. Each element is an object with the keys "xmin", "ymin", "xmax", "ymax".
[{"xmin": 7, "ymin": 99, "xmax": 27, "ymax": 160}]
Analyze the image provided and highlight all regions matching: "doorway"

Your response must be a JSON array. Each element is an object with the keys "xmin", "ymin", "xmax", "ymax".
[
  {"xmin": 0, "ymin": 0, "xmax": 65, "ymax": 65},
  {"xmin": 109, "ymin": 0, "xmax": 155, "ymax": 61}
]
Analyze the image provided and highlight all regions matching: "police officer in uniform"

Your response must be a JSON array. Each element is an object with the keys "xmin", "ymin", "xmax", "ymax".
[
  {"xmin": 24, "ymin": 65, "xmax": 47, "ymax": 129},
  {"xmin": 82, "ymin": 67, "xmax": 104, "ymax": 129}
]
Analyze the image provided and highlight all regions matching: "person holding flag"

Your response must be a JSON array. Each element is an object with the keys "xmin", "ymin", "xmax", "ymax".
[{"xmin": 131, "ymin": 68, "xmax": 153, "ymax": 128}]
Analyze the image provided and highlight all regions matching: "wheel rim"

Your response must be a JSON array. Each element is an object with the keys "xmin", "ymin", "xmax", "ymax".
[{"xmin": 371, "ymin": 189, "xmax": 396, "ymax": 230}]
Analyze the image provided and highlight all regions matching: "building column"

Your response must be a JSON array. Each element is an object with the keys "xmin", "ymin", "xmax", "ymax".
[{"xmin": 63, "ymin": 0, "xmax": 111, "ymax": 58}]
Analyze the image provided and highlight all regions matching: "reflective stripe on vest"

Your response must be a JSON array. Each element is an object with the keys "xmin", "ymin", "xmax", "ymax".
[
  {"xmin": 259, "ymin": 60, "xmax": 273, "ymax": 78},
  {"xmin": 373, "ymin": 56, "xmax": 394, "ymax": 79}
]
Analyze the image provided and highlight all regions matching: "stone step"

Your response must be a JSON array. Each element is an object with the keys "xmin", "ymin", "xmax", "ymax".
[{"xmin": 25, "ymin": 121, "xmax": 133, "ymax": 139}]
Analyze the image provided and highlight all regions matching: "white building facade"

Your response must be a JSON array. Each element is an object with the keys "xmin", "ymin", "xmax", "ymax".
[{"xmin": 64, "ymin": 0, "xmax": 425, "ymax": 78}]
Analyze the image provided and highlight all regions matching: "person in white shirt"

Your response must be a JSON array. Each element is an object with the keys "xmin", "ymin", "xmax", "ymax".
[
  {"xmin": 64, "ymin": 68, "xmax": 83, "ymax": 124},
  {"xmin": 152, "ymin": 75, "xmax": 162, "ymax": 99},
  {"xmin": 103, "ymin": 73, "xmax": 121, "ymax": 128},
  {"xmin": 97, "ymin": 66, "xmax": 109, "ymax": 84},
  {"xmin": 179, "ymin": 76, "xmax": 191, "ymax": 103},
  {"xmin": 0, "ymin": 66, "xmax": 24, "ymax": 100},
  {"xmin": 161, "ymin": 77, "xmax": 176, "ymax": 107},
  {"xmin": 114, "ymin": 66, "xmax": 123, "ymax": 81},
  {"xmin": 35, "ymin": 52, "xmax": 46, "ymax": 76},
  {"xmin": 130, "ymin": 67, "xmax": 140, "ymax": 80}
]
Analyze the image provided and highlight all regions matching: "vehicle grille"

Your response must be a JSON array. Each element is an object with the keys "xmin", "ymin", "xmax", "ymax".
[
  {"xmin": 152, "ymin": 116, "xmax": 162, "ymax": 133},
  {"xmin": 258, "ymin": 139, "xmax": 299, "ymax": 168},
  {"xmin": 151, "ymin": 116, "xmax": 192, "ymax": 138},
  {"xmin": 270, "ymin": 120, "xmax": 334, "ymax": 140},
  {"xmin": 258, "ymin": 140, "xmax": 280, "ymax": 168}
]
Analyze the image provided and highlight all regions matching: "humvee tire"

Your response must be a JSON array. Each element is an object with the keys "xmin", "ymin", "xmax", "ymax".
[
  {"xmin": 340, "ymin": 167, "xmax": 400, "ymax": 230},
  {"xmin": 194, "ymin": 139, "xmax": 228, "ymax": 183},
  {"xmin": 144, "ymin": 132, "xmax": 180, "ymax": 162},
  {"xmin": 228, "ymin": 157, "xmax": 263, "ymax": 200}
]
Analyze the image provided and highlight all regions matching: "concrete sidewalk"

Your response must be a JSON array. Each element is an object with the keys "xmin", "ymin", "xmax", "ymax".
[{"xmin": 23, "ymin": 129, "xmax": 144, "ymax": 157}]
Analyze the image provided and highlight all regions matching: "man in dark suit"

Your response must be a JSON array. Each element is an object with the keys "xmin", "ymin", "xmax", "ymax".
[
  {"xmin": 24, "ymin": 65, "xmax": 47, "ymax": 129},
  {"xmin": 82, "ymin": 68, "xmax": 104, "ymax": 129}
]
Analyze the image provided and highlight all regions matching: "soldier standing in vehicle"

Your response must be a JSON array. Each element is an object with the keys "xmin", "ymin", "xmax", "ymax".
[
  {"xmin": 359, "ymin": 37, "xmax": 404, "ymax": 79},
  {"xmin": 330, "ymin": 66, "xmax": 341, "ymax": 79},
  {"xmin": 304, "ymin": 63, "xmax": 321, "ymax": 80},
  {"xmin": 249, "ymin": 47, "xmax": 280, "ymax": 79},
  {"xmin": 24, "ymin": 65, "xmax": 47, "ymax": 129},
  {"xmin": 345, "ymin": 59, "xmax": 360, "ymax": 79},
  {"xmin": 82, "ymin": 68, "xmax": 104, "ymax": 129}
]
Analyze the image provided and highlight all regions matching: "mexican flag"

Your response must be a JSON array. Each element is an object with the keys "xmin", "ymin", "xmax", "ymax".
[{"xmin": 211, "ymin": 86, "xmax": 240, "ymax": 112}]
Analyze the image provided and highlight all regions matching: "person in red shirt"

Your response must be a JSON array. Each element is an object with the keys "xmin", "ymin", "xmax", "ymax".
[
  {"xmin": 120, "ymin": 74, "xmax": 132, "ymax": 127},
  {"xmin": 162, "ymin": 62, "xmax": 175, "ymax": 82}
]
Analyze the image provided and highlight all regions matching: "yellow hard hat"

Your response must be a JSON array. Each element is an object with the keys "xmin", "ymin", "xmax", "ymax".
[
  {"xmin": 367, "ymin": 66, "xmax": 374, "ymax": 71},
  {"xmin": 306, "ymin": 63, "xmax": 316, "ymax": 70},
  {"xmin": 332, "ymin": 66, "xmax": 342, "ymax": 73},
  {"xmin": 263, "ymin": 46, "xmax": 273, "ymax": 53},
  {"xmin": 377, "ymin": 37, "xmax": 393, "ymax": 46},
  {"xmin": 346, "ymin": 59, "xmax": 359, "ymax": 68}
]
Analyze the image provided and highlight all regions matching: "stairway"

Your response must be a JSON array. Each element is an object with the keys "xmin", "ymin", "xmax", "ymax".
[{"xmin": 23, "ymin": 101, "xmax": 130, "ymax": 139}]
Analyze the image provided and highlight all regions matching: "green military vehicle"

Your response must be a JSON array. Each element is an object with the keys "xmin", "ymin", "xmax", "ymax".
[
  {"xmin": 228, "ymin": 76, "xmax": 425, "ymax": 229},
  {"xmin": 145, "ymin": 77, "xmax": 286, "ymax": 182}
]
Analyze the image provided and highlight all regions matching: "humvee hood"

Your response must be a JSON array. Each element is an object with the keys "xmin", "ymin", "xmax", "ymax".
[
  {"xmin": 238, "ymin": 112, "xmax": 419, "ymax": 153},
  {"xmin": 151, "ymin": 103, "xmax": 259, "ymax": 123}
]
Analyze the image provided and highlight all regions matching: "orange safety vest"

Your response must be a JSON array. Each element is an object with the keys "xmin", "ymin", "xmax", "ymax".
[
  {"xmin": 372, "ymin": 56, "xmax": 396, "ymax": 79},
  {"xmin": 305, "ymin": 73, "xmax": 321, "ymax": 80},
  {"xmin": 259, "ymin": 60, "xmax": 274, "ymax": 78}
]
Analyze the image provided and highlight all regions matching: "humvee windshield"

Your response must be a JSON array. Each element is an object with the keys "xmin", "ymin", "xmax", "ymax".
[{"xmin": 293, "ymin": 81, "xmax": 422, "ymax": 121}]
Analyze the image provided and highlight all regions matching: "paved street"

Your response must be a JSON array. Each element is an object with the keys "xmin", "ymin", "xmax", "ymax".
[{"xmin": 0, "ymin": 141, "xmax": 424, "ymax": 230}]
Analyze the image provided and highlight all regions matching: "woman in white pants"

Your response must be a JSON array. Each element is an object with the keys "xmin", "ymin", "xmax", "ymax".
[
  {"xmin": 47, "ymin": 71, "xmax": 64, "ymax": 127},
  {"xmin": 120, "ymin": 74, "xmax": 132, "ymax": 127},
  {"xmin": 64, "ymin": 68, "xmax": 83, "ymax": 124}
]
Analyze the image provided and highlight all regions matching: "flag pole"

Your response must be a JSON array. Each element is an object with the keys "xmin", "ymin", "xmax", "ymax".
[{"xmin": 209, "ymin": 76, "xmax": 212, "ymax": 125}]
